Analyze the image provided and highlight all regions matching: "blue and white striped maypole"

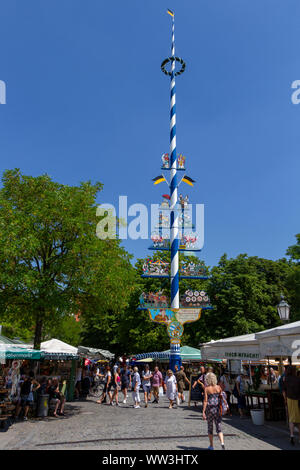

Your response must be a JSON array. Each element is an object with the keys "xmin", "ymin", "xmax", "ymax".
[
  {"xmin": 168, "ymin": 10, "xmax": 180, "ymax": 371},
  {"xmin": 161, "ymin": 9, "xmax": 186, "ymax": 371},
  {"xmin": 169, "ymin": 14, "xmax": 179, "ymax": 312}
]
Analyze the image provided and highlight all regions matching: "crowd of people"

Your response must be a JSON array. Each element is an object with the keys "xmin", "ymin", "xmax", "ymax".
[{"xmin": 5, "ymin": 360, "xmax": 300, "ymax": 450}]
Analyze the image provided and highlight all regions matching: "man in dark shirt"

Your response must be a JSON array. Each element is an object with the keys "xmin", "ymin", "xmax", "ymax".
[
  {"xmin": 175, "ymin": 366, "xmax": 190, "ymax": 404},
  {"xmin": 121, "ymin": 365, "xmax": 131, "ymax": 404},
  {"xmin": 15, "ymin": 372, "xmax": 40, "ymax": 421}
]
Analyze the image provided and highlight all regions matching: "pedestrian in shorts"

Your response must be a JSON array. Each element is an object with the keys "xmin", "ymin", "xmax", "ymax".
[
  {"xmin": 132, "ymin": 367, "xmax": 141, "ymax": 409},
  {"xmin": 142, "ymin": 365, "xmax": 152, "ymax": 408}
]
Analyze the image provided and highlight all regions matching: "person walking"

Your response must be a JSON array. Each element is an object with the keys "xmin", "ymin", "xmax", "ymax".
[
  {"xmin": 175, "ymin": 366, "xmax": 190, "ymax": 404},
  {"xmin": 110, "ymin": 367, "xmax": 121, "ymax": 406},
  {"xmin": 151, "ymin": 366, "xmax": 163, "ymax": 404},
  {"xmin": 192, "ymin": 366, "xmax": 207, "ymax": 408},
  {"xmin": 165, "ymin": 370, "xmax": 178, "ymax": 409},
  {"xmin": 235, "ymin": 372, "xmax": 248, "ymax": 418},
  {"xmin": 132, "ymin": 367, "xmax": 141, "ymax": 409},
  {"xmin": 203, "ymin": 372, "xmax": 225, "ymax": 450},
  {"xmin": 282, "ymin": 365, "xmax": 300, "ymax": 445},
  {"xmin": 142, "ymin": 365, "xmax": 152, "ymax": 408},
  {"xmin": 219, "ymin": 370, "xmax": 232, "ymax": 416},
  {"xmin": 15, "ymin": 371, "xmax": 40, "ymax": 421},
  {"xmin": 97, "ymin": 365, "xmax": 112, "ymax": 404},
  {"xmin": 120, "ymin": 364, "xmax": 131, "ymax": 404}
]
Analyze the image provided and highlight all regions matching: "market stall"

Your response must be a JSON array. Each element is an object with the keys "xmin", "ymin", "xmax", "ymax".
[
  {"xmin": 39, "ymin": 339, "xmax": 79, "ymax": 401},
  {"xmin": 200, "ymin": 331, "xmax": 291, "ymax": 420},
  {"xmin": 0, "ymin": 344, "xmax": 42, "ymax": 429}
]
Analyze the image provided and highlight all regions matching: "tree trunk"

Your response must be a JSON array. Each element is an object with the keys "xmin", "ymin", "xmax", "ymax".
[{"xmin": 34, "ymin": 317, "xmax": 43, "ymax": 350}]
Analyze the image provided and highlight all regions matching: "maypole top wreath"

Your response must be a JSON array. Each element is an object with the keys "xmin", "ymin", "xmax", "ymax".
[{"xmin": 161, "ymin": 56, "xmax": 186, "ymax": 76}]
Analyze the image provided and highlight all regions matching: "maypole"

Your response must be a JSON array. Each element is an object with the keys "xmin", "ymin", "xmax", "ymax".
[
  {"xmin": 139, "ymin": 10, "xmax": 211, "ymax": 372},
  {"xmin": 169, "ymin": 12, "xmax": 179, "ymax": 311},
  {"xmin": 168, "ymin": 10, "xmax": 180, "ymax": 370}
]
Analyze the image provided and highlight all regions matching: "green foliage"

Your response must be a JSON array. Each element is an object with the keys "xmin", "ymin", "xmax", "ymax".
[
  {"xmin": 286, "ymin": 234, "xmax": 300, "ymax": 320},
  {"xmin": 204, "ymin": 254, "xmax": 293, "ymax": 342},
  {"xmin": 286, "ymin": 234, "xmax": 300, "ymax": 261},
  {"xmin": 0, "ymin": 169, "xmax": 136, "ymax": 348}
]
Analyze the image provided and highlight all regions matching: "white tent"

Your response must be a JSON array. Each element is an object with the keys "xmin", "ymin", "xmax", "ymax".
[
  {"xmin": 255, "ymin": 321, "xmax": 300, "ymax": 359},
  {"xmin": 201, "ymin": 333, "xmax": 261, "ymax": 361},
  {"xmin": 40, "ymin": 339, "xmax": 78, "ymax": 359}
]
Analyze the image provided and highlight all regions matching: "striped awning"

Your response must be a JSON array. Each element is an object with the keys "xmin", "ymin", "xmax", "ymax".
[{"xmin": 132, "ymin": 351, "xmax": 170, "ymax": 361}]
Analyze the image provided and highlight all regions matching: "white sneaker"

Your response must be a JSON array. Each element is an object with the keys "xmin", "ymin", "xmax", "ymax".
[
  {"xmin": 134, "ymin": 405, "xmax": 140, "ymax": 409},
  {"xmin": 123, "ymin": 399, "xmax": 127, "ymax": 404}
]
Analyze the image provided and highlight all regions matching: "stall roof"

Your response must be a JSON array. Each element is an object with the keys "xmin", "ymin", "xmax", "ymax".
[
  {"xmin": 201, "ymin": 333, "xmax": 261, "ymax": 361},
  {"xmin": 255, "ymin": 321, "xmax": 300, "ymax": 339},
  {"xmin": 254, "ymin": 321, "xmax": 300, "ymax": 358},
  {"xmin": 133, "ymin": 346, "xmax": 222, "ymax": 363},
  {"xmin": 40, "ymin": 338, "xmax": 79, "ymax": 360},
  {"xmin": 0, "ymin": 343, "xmax": 41, "ymax": 360},
  {"xmin": 0, "ymin": 334, "xmax": 33, "ymax": 349},
  {"xmin": 133, "ymin": 351, "xmax": 170, "ymax": 361},
  {"xmin": 202, "ymin": 333, "xmax": 258, "ymax": 347},
  {"xmin": 78, "ymin": 346, "xmax": 114, "ymax": 360},
  {"xmin": 0, "ymin": 334, "xmax": 19, "ymax": 344}
]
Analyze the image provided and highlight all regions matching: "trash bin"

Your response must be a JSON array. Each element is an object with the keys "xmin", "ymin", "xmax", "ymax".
[
  {"xmin": 37, "ymin": 394, "xmax": 49, "ymax": 418},
  {"xmin": 250, "ymin": 409, "xmax": 265, "ymax": 425}
]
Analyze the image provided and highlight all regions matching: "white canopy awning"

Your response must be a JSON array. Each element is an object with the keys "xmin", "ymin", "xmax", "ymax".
[
  {"xmin": 40, "ymin": 339, "xmax": 78, "ymax": 355},
  {"xmin": 201, "ymin": 333, "xmax": 261, "ymax": 361},
  {"xmin": 255, "ymin": 321, "xmax": 300, "ymax": 358},
  {"xmin": 255, "ymin": 321, "xmax": 300, "ymax": 339}
]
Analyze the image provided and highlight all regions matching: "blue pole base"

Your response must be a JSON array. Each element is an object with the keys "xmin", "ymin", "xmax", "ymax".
[{"xmin": 169, "ymin": 342, "xmax": 181, "ymax": 372}]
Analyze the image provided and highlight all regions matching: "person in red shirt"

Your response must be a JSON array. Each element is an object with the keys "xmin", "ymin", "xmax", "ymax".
[{"xmin": 151, "ymin": 366, "xmax": 162, "ymax": 404}]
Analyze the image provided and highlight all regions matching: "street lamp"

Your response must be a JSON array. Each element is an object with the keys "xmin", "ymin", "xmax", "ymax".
[{"xmin": 277, "ymin": 294, "xmax": 290, "ymax": 323}]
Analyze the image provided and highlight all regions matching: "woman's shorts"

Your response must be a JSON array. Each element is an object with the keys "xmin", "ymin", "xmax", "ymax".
[
  {"xmin": 104, "ymin": 383, "xmax": 112, "ymax": 393},
  {"xmin": 143, "ymin": 384, "xmax": 151, "ymax": 394},
  {"xmin": 20, "ymin": 394, "xmax": 33, "ymax": 405}
]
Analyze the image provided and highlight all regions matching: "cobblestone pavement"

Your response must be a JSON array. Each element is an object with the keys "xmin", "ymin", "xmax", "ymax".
[{"xmin": 0, "ymin": 396, "xmax": 299, "ymax": 450}]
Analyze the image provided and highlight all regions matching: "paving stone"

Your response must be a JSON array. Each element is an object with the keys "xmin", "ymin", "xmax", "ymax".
[{"xmin": 0, "ymin": 396, "xmax": 298, "ymax": 450}]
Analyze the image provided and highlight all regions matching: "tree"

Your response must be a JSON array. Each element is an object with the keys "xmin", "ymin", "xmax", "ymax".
[
  {"xmin": 0, "ymin": 169, "xmax": 135, "ymax": 348},
  {"xmin": 204, "ymin": 254, "xmax": 293, "ymax": 342},
  {"xmin": 286, "ymin": 234, "xmax": 300, "ymax": 320}
]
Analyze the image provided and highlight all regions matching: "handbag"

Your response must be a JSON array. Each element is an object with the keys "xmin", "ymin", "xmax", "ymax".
[{"xmin": 219, "ymin": 391, "xmax": 229, "ymax": 416}]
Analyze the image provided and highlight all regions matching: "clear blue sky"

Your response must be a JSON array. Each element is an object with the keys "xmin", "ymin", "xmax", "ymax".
[{"xmin": 0, "ymin": 0, "xmax": 299, "ymax": 268}]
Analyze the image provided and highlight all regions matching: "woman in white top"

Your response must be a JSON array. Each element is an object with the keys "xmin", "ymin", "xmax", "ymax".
[{"xmin": 164, "ymin": 370, "xmax": 178, "ymax": 409}]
